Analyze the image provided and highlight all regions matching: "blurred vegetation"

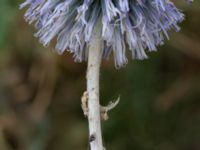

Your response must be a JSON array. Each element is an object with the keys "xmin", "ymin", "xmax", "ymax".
[{"xmin": 0, "ymin": 1, "xmax": 200, "ymax": 150}]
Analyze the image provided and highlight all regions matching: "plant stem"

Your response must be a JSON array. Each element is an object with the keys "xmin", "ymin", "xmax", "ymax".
[{"xmin": 87, "ymin": 20, "xmax": 103, "ymax": 150}]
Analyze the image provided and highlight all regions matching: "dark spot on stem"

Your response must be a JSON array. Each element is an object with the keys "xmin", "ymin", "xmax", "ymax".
[
  {"xmin": 89, "ymin": 134, "xmax": 96, "ymax": 142},
  {"xmin": 90, "ymin": 64, "xmax": 93, "ymax": 68}
]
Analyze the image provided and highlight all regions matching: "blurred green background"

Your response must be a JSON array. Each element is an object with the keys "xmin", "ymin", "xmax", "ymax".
[{"xmin": 0, "ymin": 1, "xmax": 200, "ymax": 150}]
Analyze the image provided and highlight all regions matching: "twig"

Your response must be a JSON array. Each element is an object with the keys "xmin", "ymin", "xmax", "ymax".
[
  {"xmin": 81, "ymin": 92, "xmax": 120, "ymax": 121},
  {"xmin": 100, "ymin": 96, "xmax": 120, "ymax": 121}
]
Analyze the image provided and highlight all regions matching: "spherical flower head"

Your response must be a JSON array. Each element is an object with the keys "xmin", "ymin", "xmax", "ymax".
[{"xmin": 20, "ymin": 0, "xmax": 188, "ymax": 68}]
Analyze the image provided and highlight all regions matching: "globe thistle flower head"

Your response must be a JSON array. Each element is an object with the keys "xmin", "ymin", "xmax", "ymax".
[{"xmin": 20, "ymin": 0, "xmax": 187, "ymax": 68}]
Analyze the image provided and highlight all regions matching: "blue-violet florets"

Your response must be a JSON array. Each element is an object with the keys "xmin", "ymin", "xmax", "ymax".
[{"xmin": 20, "ymin": 0, "xmax": 186, "ymax": 68}]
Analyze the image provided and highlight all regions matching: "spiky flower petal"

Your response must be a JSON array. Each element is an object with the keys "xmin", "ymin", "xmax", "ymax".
[{"xmin": 20, "ymin": 0, "xmax": 186, "ymax": 68}]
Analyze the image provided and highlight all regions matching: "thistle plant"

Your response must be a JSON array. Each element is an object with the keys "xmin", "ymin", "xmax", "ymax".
[{"xmin": 20, "ymin": 0, "xmax": 192, "ymax": 149}]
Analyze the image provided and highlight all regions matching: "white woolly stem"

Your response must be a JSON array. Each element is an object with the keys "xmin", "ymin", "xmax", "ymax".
[{"xmin": 87, "ymin": 20, "xmax": 104, "ymax": 150}]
